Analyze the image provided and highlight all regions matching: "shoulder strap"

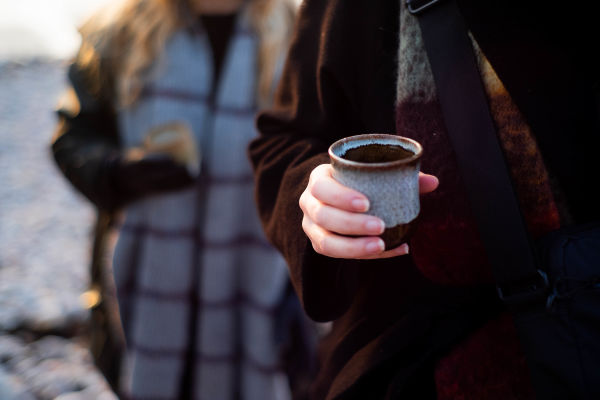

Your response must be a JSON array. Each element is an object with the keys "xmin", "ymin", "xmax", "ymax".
[{"xmin": 407, "ymin": 0, "xmax": 548, "ymax": 305}]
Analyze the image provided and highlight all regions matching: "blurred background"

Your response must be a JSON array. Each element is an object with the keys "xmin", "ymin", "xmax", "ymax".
[
  {"xmin": 1, "ymin": 0, "xmax": 308, "ymax": 399},
  {"xmin": 0, "ymin": 0, "xmax": 115, "ymax": 60},
  {"xmin": 1, "ymin": 1, "xmax": 122, "ymax": 399}
]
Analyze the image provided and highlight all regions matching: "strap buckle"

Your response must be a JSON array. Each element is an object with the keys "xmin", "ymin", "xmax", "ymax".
[
  {"xmin": 497, "ymin": 270, "xmax": 550, "ymax": 308},
  {"xmin": 406, "ymin": 0, "xmax": 443, "ymax": 14}
]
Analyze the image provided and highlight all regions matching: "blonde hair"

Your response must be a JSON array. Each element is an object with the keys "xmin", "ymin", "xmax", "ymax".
[{"xmin": 76, "ymin": 0, "xmax": 296, "ymax": 108}]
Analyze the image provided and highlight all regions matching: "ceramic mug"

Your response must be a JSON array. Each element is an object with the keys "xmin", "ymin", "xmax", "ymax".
[{"xmin": 328, "ymin": 133, "xmax": 423, "ymax": 249}]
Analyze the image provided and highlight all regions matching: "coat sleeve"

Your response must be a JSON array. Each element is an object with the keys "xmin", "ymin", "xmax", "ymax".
[
  {"xmin": 250, "ymin": 0, "xmax": 399, "ymax": 322},
  {"xmin": 51, "ymin": 62, "xmax": 122, "ymax": 211}
]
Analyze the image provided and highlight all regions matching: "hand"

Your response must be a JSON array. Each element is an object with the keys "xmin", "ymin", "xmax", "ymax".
[
  {"xmin": 299, "ymin": 164, "xmax": 439, "ymax": 259},
  {"xmin": 110, "ymin": 148, "xmax": 195, "ymax": 204}
]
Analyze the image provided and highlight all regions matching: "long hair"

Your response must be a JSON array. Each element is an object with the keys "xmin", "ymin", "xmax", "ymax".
[
  {"xmin": 76, "ymin": 0, "xmax": 296, "ymax": 108},
  {"xmin": 247, "ymin": 0, "xmax": 297, "ymax": 107}
]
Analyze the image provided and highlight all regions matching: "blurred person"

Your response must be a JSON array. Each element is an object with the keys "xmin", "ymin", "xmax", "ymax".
[{"xmin": 50, "ymin": 0, "xmax": 316, "ymax": 399}]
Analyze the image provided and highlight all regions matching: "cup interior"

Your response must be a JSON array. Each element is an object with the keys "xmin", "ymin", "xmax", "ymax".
[{"xmin": 329, "ymin": 134, "xmax": 422, "ymax": 167}]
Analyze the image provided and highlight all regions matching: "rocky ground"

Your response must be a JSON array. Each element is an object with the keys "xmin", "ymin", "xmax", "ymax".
[{"xmin": 0, "ymin": 59, "xmax": 118, "ymax": 399}]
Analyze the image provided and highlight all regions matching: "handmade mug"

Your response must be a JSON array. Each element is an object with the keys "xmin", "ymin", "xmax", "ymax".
[{"xmin": 328, "ymin": 133, "xmax": 423, "ymax": 249}]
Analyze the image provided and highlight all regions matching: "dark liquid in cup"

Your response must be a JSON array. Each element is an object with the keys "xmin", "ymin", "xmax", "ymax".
[{"xmin": 341, "ymin": 144, "xmax": 414, "ymax": 163}]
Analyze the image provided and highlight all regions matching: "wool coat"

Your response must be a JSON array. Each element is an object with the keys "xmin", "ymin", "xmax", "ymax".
[
  {"xmin": 250, "ymin": 0, "xmax": 600, "ymax": 399},
  {"xmin": 52, "ymin": 7, "xmax": 313, "ymax": 400}
]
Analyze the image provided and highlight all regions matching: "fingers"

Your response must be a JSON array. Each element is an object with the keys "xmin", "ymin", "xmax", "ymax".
[
  {"xmin": 302, "ymin": 216, "xmax": 384, "ymax": 258},
  {"xmin": 301, "ymin": 164, "xmax": 383, "ymax": 236},
  {"xmin": 302, "ymin": 215, "xmax": 411, "ymax": 259},
  {"xmin": 301, "ymin": 164, "xmax": 394, "ymax": 259},
  {"xmin": 299, "ymin": 164, "xmax": 436, "ymax": 259},
  {"xmin": 308, "ymin": 164, "xmax": 370, "ymax": 212},
  {"xmin": 301, "ymin": 191, "xmax": 384, "ymax": 236}
]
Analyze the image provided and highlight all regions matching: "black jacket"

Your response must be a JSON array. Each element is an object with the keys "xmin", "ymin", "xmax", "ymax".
[{"xmin": 250, "ymin": 0, "xmax": 600, "ymax": 399}]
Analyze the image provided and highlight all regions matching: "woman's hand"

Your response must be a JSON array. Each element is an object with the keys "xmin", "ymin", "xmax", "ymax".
[
  {"xmin": 110, "ymin": 149, "xmax": 195, "ymax": 205},
  {"xmin": 299, "ymin": 164, "xmax": 439, "ymax": 259}
]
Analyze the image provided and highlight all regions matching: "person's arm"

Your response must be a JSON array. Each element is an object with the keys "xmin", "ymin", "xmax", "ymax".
[
  {"xmin": 250, "ymin": 0, "xmax": 437, "ymax": 321},
  {"xmin": 51, "ymin": 62, "xmax": 193, "ymax": 211},
  {"xmin": 250, "ymin": 0, "xmax": 362, "ymax": 322},
  {"xmin": 51, "ymin": 62, "xmax": 122, "ymax": 210}
]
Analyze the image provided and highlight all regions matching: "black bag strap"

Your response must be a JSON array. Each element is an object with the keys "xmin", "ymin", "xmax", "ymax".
[{"xmin": 406, "ymin": 0, "xmax": 549, "ymax": 305}]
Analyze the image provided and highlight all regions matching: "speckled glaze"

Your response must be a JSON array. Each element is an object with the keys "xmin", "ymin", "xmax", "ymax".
[{"xmin": 329, "ymin": 134, "xmax": 423, "ymax": 248}]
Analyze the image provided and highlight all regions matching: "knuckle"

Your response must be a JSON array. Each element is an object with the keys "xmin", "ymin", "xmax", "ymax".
[
  {"xmin": 301, "ymin": 216, "xmax": 310, "ymax": 233},
  {"xmin": 302, "ymin": 217, "xmax": 325, "ymax": 255},
  {"xmin": 306, "ymin": 199, "xmax": 321, "ymax": 221},
  {"xmin": 309, "ymin": 234, "xmax": 325, "ymax": 254},
  {"xmin": 315, "ymin": 236, "xmax": 329, "ymax": 255},
  {"xmin": 309, "ymin": 166, "xmax": 329, "ymax": 193},
  {"xmin": 309, "ymin": 177, "xmax": 323, "ymax": 197},
  {"xmin": 308, "ymin": 166, "xmax": 322, "ymax": 185},
  {"xmin": 310, "ymin": 240, "xmax": 321, "ymax": 254},
  {"xmin": 311, "ymin": 205, "xmax": 327, "ymax": 225},
  {"xmin": 299, "ymin": 191, "xmax": 308, "ymax": 211},
  {"xmin": 314, "ymin": 163, "xmax": 328, "ymax": 174}
]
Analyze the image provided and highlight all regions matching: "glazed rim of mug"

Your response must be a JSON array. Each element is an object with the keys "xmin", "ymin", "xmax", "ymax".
[{"xmin": 328, "ymin": 134, "xmax": 423, "ymax": 169}]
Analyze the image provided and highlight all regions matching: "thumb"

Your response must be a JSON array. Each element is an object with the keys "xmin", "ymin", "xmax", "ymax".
[{"xmin": 419, "ymin": 172, "xmax": 439, "ymax": 194}]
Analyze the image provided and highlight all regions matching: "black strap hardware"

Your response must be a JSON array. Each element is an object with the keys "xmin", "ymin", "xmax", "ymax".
[
  {"xmin": 410, "ymin": 0, "xmax": 542, "ymax": 307},
  {"xmin": 406, "ymin": 0, "xmax": 443, "ymax": 15},
  {"xmin": 496, "ymin": 270, "xmax": 550, "ymax": 308},
  {"xmin": 546, "ymin": 275, "xmax": 600, "ymax": 310}
]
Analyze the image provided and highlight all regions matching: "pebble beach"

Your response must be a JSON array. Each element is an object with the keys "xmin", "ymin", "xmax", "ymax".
[{"xmin": 1, "ymin": 1, "xmax": 119, "ymax": 395}]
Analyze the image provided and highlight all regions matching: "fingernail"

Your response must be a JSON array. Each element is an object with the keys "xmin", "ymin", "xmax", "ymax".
[
  {"xmin": 365, "ymin": 219, "xmax": 384, "ymax": 233},
  {"xmin": 366, "ymin": 239, "xmax": 384, "ymax": 253},
  {"xmin": 351, "ymin": 198, "xmax": 369, "ymax": 212},
  {"xmin": 398, "ymin": 243, "xmax": 410, "ymax": 254}
]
